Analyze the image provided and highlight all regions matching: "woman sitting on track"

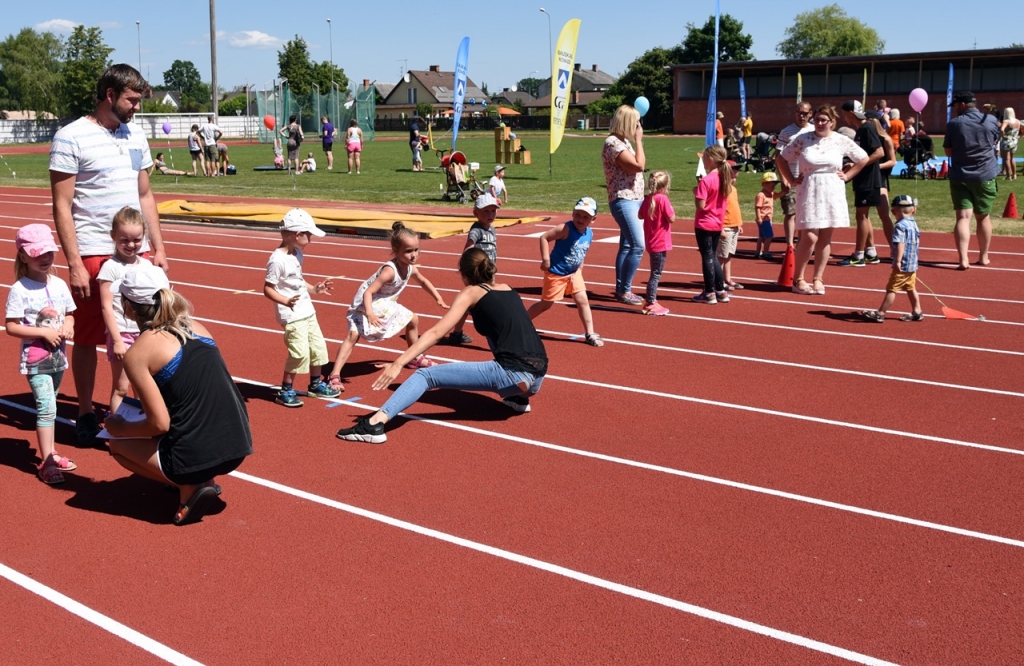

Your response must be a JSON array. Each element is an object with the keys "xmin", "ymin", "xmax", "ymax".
[
  {"xmin": 335, "ymin": 248, "xmax": 548, "ymax": 444},
  {"xmin": 103, "ymin": 264, "xmax": 253, "ymax": 526}
]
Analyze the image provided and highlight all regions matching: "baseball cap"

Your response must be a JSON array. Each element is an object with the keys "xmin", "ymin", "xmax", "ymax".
[
  {"xmin": 841, "ymin": 100, "xmax": 866, "ymax": 120},
  {"xmin": 474, "ymin": 193, "xmax": 499, "ymax": 209},
  {"xmin": 15, "ymin": 224, "xmax": 60, "ymax": 258},
  {"xmin": 949, "ymin": 90, "xmax": 976, "ymax": 106},
  {"xmin": 120, "ymin": 263, "xmax": 170, "ymax": 305},
  {"xmin": 891, "ymin": 194, "xmax": 916, "ymax": 207},
  {"xmin": 761, "ymin": 172, "xmax": 779, "ymax": 184},
  {"xmin": 280, "ymin": 208, "xmax": 326, "ymax": 237},
  {"xmin": 494, "ymin": 164, "xmax": 506, "ymax": 174},
  {"xmin": 574, "ymin": 197, "xmax": 598, "ymax": 216}
]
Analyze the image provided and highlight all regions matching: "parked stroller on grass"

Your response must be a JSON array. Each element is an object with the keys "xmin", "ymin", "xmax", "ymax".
[
  {"xmin": 743, "ymin": 132, "xmax": 778, "ymax": 172},
  {"xmin": 437, "ymin": 150, "xmax": 484, "ymax": 203},
  {"xmin": 900, "ymin": 132, "xmax": 935, "ymax": 179}
]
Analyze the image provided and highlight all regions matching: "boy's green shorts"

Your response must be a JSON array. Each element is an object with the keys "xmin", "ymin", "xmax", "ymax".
[{"xmin": 949, "ymin": 178, "xmax": 997, "ymax": 216}]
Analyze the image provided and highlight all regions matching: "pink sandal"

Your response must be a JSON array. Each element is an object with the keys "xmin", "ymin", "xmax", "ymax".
[
  {"xmin": 51, "ymin": 453, "xmax": 77, "ymax": 471},
  {"xmin": 406, "ymin": 354, "xmax": 437, "ymax": 369},
  {"xmin": 37, "ymin": 454, "xmax": 65, "ymax": 485}
]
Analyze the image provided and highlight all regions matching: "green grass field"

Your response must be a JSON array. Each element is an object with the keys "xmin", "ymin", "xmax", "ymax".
[{"xmin": 2, "ymin": 130, "xmax": 1022, "ymax": 235}]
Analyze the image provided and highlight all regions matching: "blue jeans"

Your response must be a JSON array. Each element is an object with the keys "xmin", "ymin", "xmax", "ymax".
[
  {"xmin": 28, "ymin": 371, "xmax": 63, "ymax": 428},
  {"xmin": 380, "ymin": 361, "xmax": 544, "ymax": 420},
  {"xmin": 609, "ymin": 198, "xmax": 645, "ymax": 294}
]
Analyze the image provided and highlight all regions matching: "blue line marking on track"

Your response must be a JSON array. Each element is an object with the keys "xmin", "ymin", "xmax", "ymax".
[{"xmin": 327, "ymin": 397, "xmax": 361, "ymax": 407}]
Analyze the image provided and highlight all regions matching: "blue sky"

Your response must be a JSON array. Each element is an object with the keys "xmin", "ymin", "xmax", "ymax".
[{"xmin": 8, "ymin": 1, "xmax": 1010, "ymax": 95}]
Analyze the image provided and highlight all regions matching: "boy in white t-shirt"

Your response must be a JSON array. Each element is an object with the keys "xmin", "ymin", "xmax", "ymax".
[
  {"xmin": 488, "ymin": 165, "xmax": 508, "ymax": 205},
  {"xmin": 263, "ymin": 209, "xmax": 338, "ymax": 407},
  {"xmin": 298, "ymin": 152, "xmax": 317, "ymax": 174}
]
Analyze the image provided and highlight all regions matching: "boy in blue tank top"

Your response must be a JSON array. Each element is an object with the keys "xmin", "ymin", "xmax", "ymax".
[{"xmin": 526, "ymin": 197, "xmax": 604, "ymax": 347}]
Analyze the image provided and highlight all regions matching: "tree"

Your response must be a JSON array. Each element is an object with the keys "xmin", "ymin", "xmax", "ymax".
[
  {"xmin": 415, "ymin": 102, "xmax": 434, "ymax": 119},
  {"xmin": 277, "ymin": 36, "xmax": 314, "ymax": 96},
  {"xmin": 516, "ymin": 76, "xmax": 543, "ymax": 98},
  {"xmin": 0, "ymin": 28, "xmax": 64, "ymax": 117},
  {"xmin": 776, "ymin": 5, "xmax": 885, "ymax": 59},
  {"xmin": 61, "ymin": 26, "xmax": 112, "ymax": 118},
  {"xmin": 680, "ymin": 14, "xmax": 755, "ymax": 64},
  {"xmin": 605, "ymin": 47, "xmax": 681, "ymax": 122},
  {"xmin": 163, "ymin": 59, "xmax": 210, "ymax": 110},
  {"xmin": 585, "ymin": 94, "xmax": 624, "ymax": 117},
  {"xmin": 218, "ymin": 95, "xmax": 248, "ymax": 116},
  {"xmin": 479, "ymin": 81, "xmax": 489, "ymax": 96},
  {"xmin": 310, "ymin": 60, "xmax": 349, "ymax": 97}
]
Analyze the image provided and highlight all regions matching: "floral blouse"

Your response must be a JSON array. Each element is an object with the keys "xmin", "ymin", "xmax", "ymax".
[{"xmin": 602, "ymin": 135, "xmax": 644, "ymax": 203}]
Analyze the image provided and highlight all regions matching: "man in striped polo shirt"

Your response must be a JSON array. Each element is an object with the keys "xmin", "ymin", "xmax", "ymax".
[{"xmin": 50, "ymin": 64, "xmax": 169, "ymax": 444}]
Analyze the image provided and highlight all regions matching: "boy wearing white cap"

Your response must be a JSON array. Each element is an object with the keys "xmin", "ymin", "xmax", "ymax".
[
  {"xmin": 488, "ymin": 165, "xmax": 508, "ymax": 205},
  {"xmin": 263, "ymin": 208, "xmax": 339, "ymax": 407},
  {"xmin": 442, "ymin": 194, "xmax": 500, "ymax": 345}
]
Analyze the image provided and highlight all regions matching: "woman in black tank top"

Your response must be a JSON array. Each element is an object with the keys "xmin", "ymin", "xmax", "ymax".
[{"xmin": 336, "ymin": 249, "xmax": 547, "ymax": 444}]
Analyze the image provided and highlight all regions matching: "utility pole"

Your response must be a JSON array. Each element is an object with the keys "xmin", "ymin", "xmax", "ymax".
[{"xmin": 209, "ymin": 0, "xmax": 219, "ymax": 116}]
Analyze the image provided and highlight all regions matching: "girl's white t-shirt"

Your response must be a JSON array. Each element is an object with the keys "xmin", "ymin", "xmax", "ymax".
[
  {"xmin": 97, "ymin": 256, "xmax": 152, "ymax": 334},
  {"xmin": 5, "ymin": 276, "xmax": 76, "ymax": 375}
]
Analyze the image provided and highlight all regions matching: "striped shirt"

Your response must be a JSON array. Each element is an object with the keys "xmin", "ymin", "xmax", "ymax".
[
  {"xmin": 49, "ymin": 117, "xmax": 153, "ymax": 257},
  {"xmin": 891, "ymin": 217, "xmax": 920, "ymax": 273}
]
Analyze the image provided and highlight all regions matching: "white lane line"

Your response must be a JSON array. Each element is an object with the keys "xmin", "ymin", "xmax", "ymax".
[
  {"xmin": 0, "ymin": 562, "xmax": 204, "ymax": 666},
  {"xmin": 229, "ymin": 470, "xmax": 896, "ymax": 666},
  {"xmin": 595, "ymin": 234, "xmax": 621, "ymax": 243}
]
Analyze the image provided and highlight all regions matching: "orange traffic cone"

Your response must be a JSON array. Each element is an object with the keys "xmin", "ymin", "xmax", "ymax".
[
  {"xmin": 1003, "ymin": 192, "xmax": 1018, "ymax": 219},
  {"xmin": 777, "ymin": 245, "xmax": 795, "ymax": 288}
]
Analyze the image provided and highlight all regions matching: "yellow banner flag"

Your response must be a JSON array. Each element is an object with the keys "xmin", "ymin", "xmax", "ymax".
[
  {"xmin": 796, "ymin": 73, "xmax": 802, "ymax": 103},
  {"xmin": 550, "ymin": 19, "xmax": 581, "ymax": 155}
]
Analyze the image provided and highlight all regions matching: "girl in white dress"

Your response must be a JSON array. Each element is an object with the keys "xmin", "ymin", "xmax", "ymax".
[
  {"xmin": 778, "ymin": 105, "xmax": 869, "ymax": 295},
  {"xmin": 327, "ymin": 222, "xmax": 448, "ymax": 391}
]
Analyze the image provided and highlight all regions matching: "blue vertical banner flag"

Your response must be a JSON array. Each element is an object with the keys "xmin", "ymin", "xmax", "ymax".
[
  {"xmin": 739, "ymin": 77, "xmax": 747, "ymax": 120},
  {"xmin": 946, "ymin": 63, "xmax": 954, "ymax": 123},
  {"xmin": 451, "ymin": 36, "xmax": 470, "ymax": 151},
  {"xmin": 704, "ymin": 0, "xmax": 721, "ymax": 147}
]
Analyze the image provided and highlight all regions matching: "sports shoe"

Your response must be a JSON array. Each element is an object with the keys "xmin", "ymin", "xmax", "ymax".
[
  {"xmin": 692, "ymin": 292, "xmax": 717, "ymax": 304},
  {"xmin": 307, "ymin": 379, "xmax": 341, "ymax": 399},
  {"xmin": 336, "ymin": 415, "xmax": 387, "ymax": 443},
  {"xmin": 441, "ymin": 331, "xmax": 473, "ymax": 345},
  {"xmin": 615, "ymin": 291, "xmax": 644, "ymax": 305},
  {"xmin": 275, "ymin": 388, "xmax": 304, "ymax": 408},
  {"xmin": 838, "ymin": 255, "xmax": 866, "ymax": 267},
  {"xmin": 75, "ymin": 412, "xmax": 100, "ymax": 446},
  {"xmin": 642, "ymin": 302, "xmax": 670, "ymax": 316},
  {"xmin": 715, "ymin": 291, "xmax": 731, "ymax": 303},
  {"xmin": 865, "ymin": 254, "xmax": 881, "ymax": 264},
  {"xmin": 502, "ymin": 395, "xmax": 531, "ymax": 413}
]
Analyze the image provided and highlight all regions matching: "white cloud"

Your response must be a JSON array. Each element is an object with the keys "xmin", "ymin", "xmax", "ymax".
[
  {"xmin": 229, "ymin": 31, "xmax": 282, "ymax": 49},
  {"xmin": 35, "ymin": 19, "xmax": 80, "ymax": 34},
  {"xmin": 97, "ymin": 21, "xmax": 121, "ymax": 29}
]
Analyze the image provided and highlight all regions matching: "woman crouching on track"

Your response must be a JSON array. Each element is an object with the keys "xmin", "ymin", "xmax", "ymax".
[
  {"xmin": 103, "ymin": 264, "xmax": 253, "ymax": 526},
  {"xmin": 336, "ymin": 248, "xmax": 547, "ymax": 444}
]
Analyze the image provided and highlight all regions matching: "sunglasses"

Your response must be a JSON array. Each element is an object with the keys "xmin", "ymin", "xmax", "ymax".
[{"xmin": 796, "ymin": 111, "xmax": 811, "ymax": 116}]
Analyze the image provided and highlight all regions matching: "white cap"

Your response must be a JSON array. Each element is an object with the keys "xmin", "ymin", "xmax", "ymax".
[
  {"xmin": 574, "ymin": 197, "xmax": 598, "ymax": 216},
  {"xmin": 494, "ymin": 164, "xmax": 506, "ymax": 174},
  {"xmin": 474, "ymin": 193, "xmax": 499, "ymax": 209},
  {"xmin": 280, "ymin": 208, "xmax": 326, "ymax": 237},
  {"xmin": 120, "ymin": 263, "xmax": 171, "ymax": 305}
]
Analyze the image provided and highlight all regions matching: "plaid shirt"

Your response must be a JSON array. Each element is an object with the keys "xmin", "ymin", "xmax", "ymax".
[{"xmin": 891, "ymin": 217, "xmax": 920, "ymax": 272}]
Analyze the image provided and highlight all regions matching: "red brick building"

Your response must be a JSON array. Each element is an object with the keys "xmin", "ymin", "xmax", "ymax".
[{"xmin": 670, "ymin": 48, "xmax": 1024, "ymax": 135}]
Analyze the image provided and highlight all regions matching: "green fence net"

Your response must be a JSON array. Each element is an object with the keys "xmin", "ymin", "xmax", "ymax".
[{"xmin": 255, "ymin": 83, "xmax": 375, "ymax": 143}]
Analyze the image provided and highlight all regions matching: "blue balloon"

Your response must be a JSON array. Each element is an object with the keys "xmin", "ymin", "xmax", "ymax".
[
  {"xmin": 470, "ymin": 98, "xmax": 476, "ymax": 105},
  {"xmin": 634, "ymin": 96, "xmax": 650, "ymax": 117},
  {"xmin": 482, "ymin": 101, "xmax": 487, "ymax": 108}
]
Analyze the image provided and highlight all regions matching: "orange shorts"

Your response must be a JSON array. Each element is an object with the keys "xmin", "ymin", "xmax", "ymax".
[
  {"xmin": 72, "ymin": 255, "xmax": 113, "ymax": 346},
  {"xmin": 886, "ymin": 270, "xmax": 917, "ymax": 292},
  {"xmin": 541, "ymin": 269, "xmax": 585, "ymax": 301}
]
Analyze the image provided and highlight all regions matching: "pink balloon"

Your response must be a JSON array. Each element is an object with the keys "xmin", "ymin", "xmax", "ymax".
[
  {"xmin": 161, "ymin": 122, "xmax": 172, "ymax": 135},
  {"xmin": 909, "ymin": 88, "xmax": 929, "ymax": 113}
]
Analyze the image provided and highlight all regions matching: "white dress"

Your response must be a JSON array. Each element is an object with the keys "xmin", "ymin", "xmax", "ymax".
[
  {"xmin": 781, "ymin": 132, "xmax": 867, "ymax": 230},
  {"xmin": 347, "ymin": 261, "xmax": 413, "ymax": 342}
]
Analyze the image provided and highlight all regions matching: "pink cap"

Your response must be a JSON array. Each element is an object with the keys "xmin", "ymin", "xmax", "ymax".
[{"xmin": 15, "ymin": 224, "xmax": 59, "ymax": 258}]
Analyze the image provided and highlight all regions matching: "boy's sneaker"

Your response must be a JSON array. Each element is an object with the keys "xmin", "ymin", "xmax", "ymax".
[
  {"xmin": 642, "ymin": 302, "xmax": 670, "ymax": 316},
  {"xmin": 502, "ymin": 395, "xmax": 531, "ymax": 413},
  {"xmin": 715, "ymin": 291, "xmax": 731, "ymax": 303},
  {"xmin": 692, "ymin": 292, "xmax": 717, "ymax": 304},
  {"xmin": 615, "ymin": 291, "xmax": 644, "ymax": 305},
  {"xmin": 838, "ymin": 255, "xmax": 866, "ymax": 267},
  {"xmin": 75, "ymin": 412, "xmax": 100, "ymax": 446},
  {"xmin": 275, "ymin": 388, "xmax": 304, "ymax": 408},
  {"xmin": 865, "ymin": 254, "xmax": 881, "ymax": 264},
  {"xmin": 307, "ymin": 379, "xmax": 341, "ymax": 399},
  {"xmin": 336, "ymin": 415, "xmax": 387, "ymax": 443},
  {"xmin": 441, "ymin": 331, "xmax": 473, "ymax": 345}
]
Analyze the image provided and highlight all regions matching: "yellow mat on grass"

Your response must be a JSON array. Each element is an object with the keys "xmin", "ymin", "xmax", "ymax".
[{"xmin": 157, "ymin": 200, "xmax": 550, "ymax": 239}]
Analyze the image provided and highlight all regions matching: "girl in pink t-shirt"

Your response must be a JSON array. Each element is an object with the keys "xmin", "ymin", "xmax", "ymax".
[
  {"xmin": 638, "ymin": 170, "xmax": 675, "ymax": 315},
  {"xmin": 692, "ymin": 146, "xmax": 732, "ymax": 303}
]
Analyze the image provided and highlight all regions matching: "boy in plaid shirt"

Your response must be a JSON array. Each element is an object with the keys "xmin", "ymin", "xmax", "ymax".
[{"xmin": 861, "ymin": 195, "xmax": 923, "ymax": 322}]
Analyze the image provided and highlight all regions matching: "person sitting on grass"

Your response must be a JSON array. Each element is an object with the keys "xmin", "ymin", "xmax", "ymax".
[
  {"xmin": 149, "ymin": 152, "xmax": 188, "ymax": 177},
  {"xmin": 860, "ymin": 195, "xmax": 923, "ymax": 323},
  {"xmin": 297, "ymin": 152, "xmax": 317, "ymax": 174},
  {"xmin": 335, "ymin": 248, "xmax": 547, "ymax": 444}
]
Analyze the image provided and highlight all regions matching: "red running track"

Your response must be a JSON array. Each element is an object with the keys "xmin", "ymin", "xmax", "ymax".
[{"xmin": 1, "ymin": 186, "xmax": 1023, "ymax": 664}]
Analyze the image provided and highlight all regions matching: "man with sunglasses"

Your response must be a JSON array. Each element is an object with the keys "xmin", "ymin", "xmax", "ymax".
[{"xmin": 775, "ymin": 102, "xmax": 814, "ymax": 248}]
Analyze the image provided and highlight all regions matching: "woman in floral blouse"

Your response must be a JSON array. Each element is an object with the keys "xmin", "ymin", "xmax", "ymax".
[{"xmin": 601, "ymin": 105, "xmax": 646, "ymax": 306}]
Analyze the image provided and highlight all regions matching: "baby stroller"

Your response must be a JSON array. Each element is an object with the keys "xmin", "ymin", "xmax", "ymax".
[
  {"xmin": 438, "ymin": 150, "xmax": 484, "ymax": 203},
  {"xmin": 745, "ymin": 132, "xmax": 778, "ymax": 172},
  {"xmin": 900, "ymin": 133, "xmax": 935, "ymax": 179}
]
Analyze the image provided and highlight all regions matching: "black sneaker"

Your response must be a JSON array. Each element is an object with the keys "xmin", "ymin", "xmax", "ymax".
[
  {"xmin": 75, "ymin": 412, "xmax": 100, "ymax": 445},
  {"xmin": 502, "ymin": 395, "xmax": 531, "ymax": 413},
  {"xmin": 336, "ymin": 415, "xmax": 387, "ymax": 444},
  {"xmin": 441, "ymin": 331, "xmax": 473, "ymax": 345},
  {"xmin": 865, "ymin": 254, "xmax": 881, "ymax": 264}
]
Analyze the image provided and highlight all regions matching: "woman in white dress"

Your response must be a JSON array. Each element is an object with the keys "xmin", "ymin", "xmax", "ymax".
[{"xmin": 778, "ymin": 105, "xmax": 870, "ymax": 295}]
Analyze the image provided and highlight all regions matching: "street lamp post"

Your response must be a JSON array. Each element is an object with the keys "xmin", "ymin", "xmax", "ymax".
[
  {"xmin": 136, "ymin": 21, "xmax": 143, "ymax": 113},
  {"xmin": 327, "ymin": 19, "xmax": 334, "ymax": 124},
  {"xmin": 312, "ymin": 83, "xmax": 321, "ymax": 127},
  {"xmin": 539, "ymin": 8, "xmax": 553, "ymax": 177}
]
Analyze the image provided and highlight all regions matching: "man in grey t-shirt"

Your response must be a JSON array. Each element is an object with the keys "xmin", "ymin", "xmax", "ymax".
[{"xmin": 775, "ymin": 101, "xmax": 814, "ymax": 247}]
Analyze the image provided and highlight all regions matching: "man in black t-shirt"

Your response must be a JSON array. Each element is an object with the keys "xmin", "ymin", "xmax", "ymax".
[{"xmin": 839, "ymin": 101, "xmax": 890, "ymax": 266}]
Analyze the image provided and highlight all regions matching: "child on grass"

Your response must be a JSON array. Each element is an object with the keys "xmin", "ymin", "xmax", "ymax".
[
  {"xmin": 489, "ymin": 165, "xmax": 509, "ymax": 205},
  {"xmin": 754, "ymin": 172, "xmax": 787, "ymax": 259},
  {"xmin": 718, "ymin": 166, "xmax": 744, "ymax": 291},
  {"xmin": 638, "ymin": 170, "xmax": 675, "ymax": 316},
  {"xmin": 443, "ymin": 193, "xmax": 499, "ymax": 345},
  {"xmin": 526, "ymin": 197, "xmax": 603, "ymax": 347},
  {"xmin": 97, "ymin": 207, "xmax": 151, "ymax": 415},
  {"xmin": 298, "ymin": 152, "xmax": 317, "ymax": 174},
  {"xmin": 860, "ymin": 195, "xmax": 923, "ymax": 323},
  {"xmin": 327, "ymin": 221, "xmax": 449, "ymax": 390},
  {"xmin": 263, "ymin": 209, "xmax": 340, "ymax": 407},
  {"xmin": 5, "ymin": 224, "xmax": 77, "ymax": 484}
]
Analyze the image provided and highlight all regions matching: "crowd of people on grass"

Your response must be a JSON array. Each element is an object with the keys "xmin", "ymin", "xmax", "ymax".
[{"xmin": 5, "ymin": 63, "xmax": 1010, "ymax": 527}]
